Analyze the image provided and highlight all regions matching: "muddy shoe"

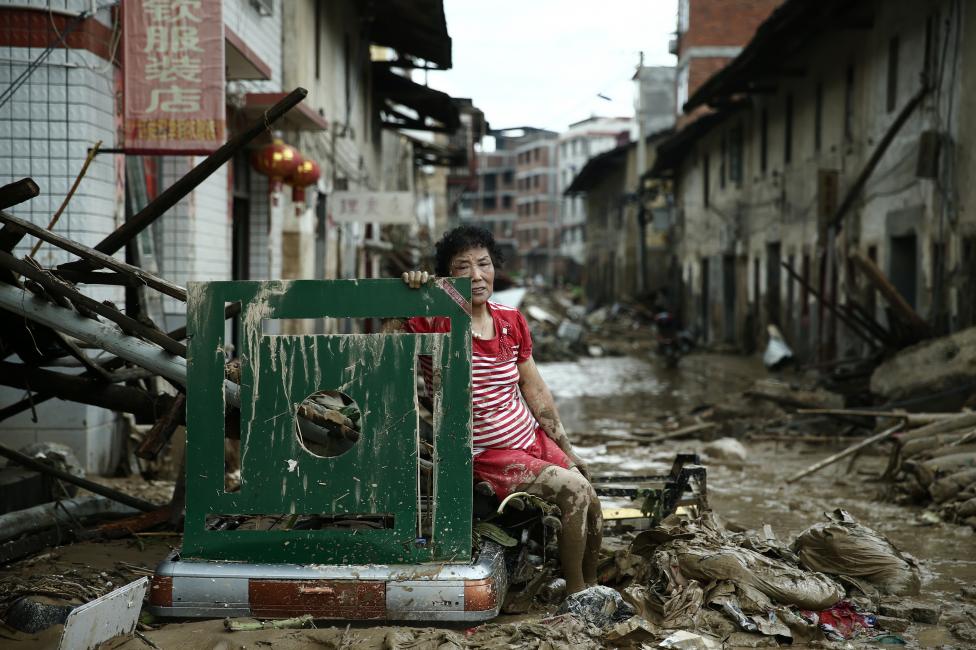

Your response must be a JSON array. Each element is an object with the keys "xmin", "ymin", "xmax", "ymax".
[{"xmin": 556, "ymin": 585, "xmax": 635, "ymax": 629}]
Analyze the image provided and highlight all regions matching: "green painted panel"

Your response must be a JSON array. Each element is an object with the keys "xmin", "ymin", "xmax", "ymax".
[{"xmin": 183, "ymin": 279, "xmax": 472, "ymax": 564}]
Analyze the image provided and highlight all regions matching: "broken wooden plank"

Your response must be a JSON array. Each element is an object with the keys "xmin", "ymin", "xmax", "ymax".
[
  {"xmin": 88, "ymin": 505, "xmax": 173, "ymax": 540},
  {"xmin": 81, "ymin": 88, "xmax": 309, "ymax": 260},
  {"xmin": 787, "ymin": 421, "xmax": 904, "ymax": 483},
  {"xmin": 0, "ymin": 210, "xmax": 188, "ymax": 302},
  {"xmin": 632, "ymin": 421, "xmax": 716, "ymax": 443},
  {"xmin": 796, "ymin": 408, "xmax": 958, "ymax": 425},
  {"xmin": 781, "ymin": 261, "xmax": 881, "ymax": 347},
  {"xmin": 0, "ymin": 249, "xmax": 186, "ymax": 356},
  {"xmin": 849, "ymin": 250, "xmax": 933, "ymax": 341},
  {"xmin": 136, "ymin": 393, "xmax": 186, "ymax": 460},
  {"xmin": 0, "ymin": 361, "xmax": 178, "ymax": 422},
  {"xmin": 0, "ymin": 442, "xmax": 159, "ymax": 511},
  {"xmin": 0, "ymin": 177, "xmax": 40, "ymax": 211}
]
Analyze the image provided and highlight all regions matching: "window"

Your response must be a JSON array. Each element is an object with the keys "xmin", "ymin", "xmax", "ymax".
[
  {"xmin": 924, "ymin": 13, "xmax": 940, "ymax": 86},
  {"xmin": 760, "ymin": 108, "xmax": 768, "ymax": 174},
  {"xmin": 702, "ymin": 152, "xmax": 710, "ymax": 209},
  {"xmin": 784, "ymin": 93, "xmax": 793, "ymax": 164},
  {"xmin": 844, "ymin": 65, "xmax": 855, "ymax": 145},
  {"xmin": 729, "ymin": 124, "xmax": 743, "ymax": 186},
  {"xmin": 887, "ymin": 36, "xmax": 900, "ymax": 112},
  {"xmin": 502, "ymin": 195, "xmax": 512, "ymax": 209},
  {"xmin": 814, "ymin": 82, "xmax": 823, "ymax": 153},
  {"xmin": 719, "ymin": 134, "xmax": 727, "ymax": 189}
]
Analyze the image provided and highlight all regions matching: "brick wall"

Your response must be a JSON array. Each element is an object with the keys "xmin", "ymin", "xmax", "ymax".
[{"xmin": 682, "ymin": 0, "xmax": 781, "ymax": 50}]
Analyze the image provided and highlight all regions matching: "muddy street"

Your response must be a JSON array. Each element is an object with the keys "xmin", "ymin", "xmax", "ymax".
[{"xmin": 4, "ymin": 350, "xmax": 973, "ymax": 649}]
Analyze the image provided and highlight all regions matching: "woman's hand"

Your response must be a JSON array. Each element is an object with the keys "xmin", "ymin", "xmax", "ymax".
[
  {"xmin": 401, "ymin": 270, "xmax": 431, "ymax": 288},
  {"xmin": 568, "ymin": 451, "xmax": 592, "ymax": 481}
]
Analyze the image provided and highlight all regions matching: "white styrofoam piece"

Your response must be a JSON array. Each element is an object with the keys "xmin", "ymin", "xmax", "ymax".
[{"xmin": 59, "ymin": 577, "xmax": 148, "ymax": 650}]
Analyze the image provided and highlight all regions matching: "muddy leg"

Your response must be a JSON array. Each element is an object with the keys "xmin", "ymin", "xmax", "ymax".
[
  {"xmin": 582, "ymin": 485, "xmax": 602, "ymax": 585},
  {"xmin": 520, "ymin": 465, "xmax": 593, "ymax": 594}
]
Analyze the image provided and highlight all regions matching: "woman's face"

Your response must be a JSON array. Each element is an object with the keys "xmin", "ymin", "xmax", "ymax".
[{"xmin": 449, "ymin": 246, "xmax": 494, "ymax": 306}]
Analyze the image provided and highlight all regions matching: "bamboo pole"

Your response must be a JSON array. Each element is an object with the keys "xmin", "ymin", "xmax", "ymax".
[
  {"xmin": 787, "ymin": 421, "xmax": 904, "ymax": 484},
  {"xmin": 29, "ymin": 141, "xmax": 101, "ymax": 259}
]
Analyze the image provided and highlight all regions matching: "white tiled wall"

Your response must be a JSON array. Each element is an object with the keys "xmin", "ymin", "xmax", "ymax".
[{"xmin": 0, "ymin": 9, "xmax": 126, "ymax": 473}]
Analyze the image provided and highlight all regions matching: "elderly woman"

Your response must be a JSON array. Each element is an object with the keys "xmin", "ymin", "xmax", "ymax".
[{"xmin": 401, "ymin": 225, "xmax": 601, "ymax": 595}]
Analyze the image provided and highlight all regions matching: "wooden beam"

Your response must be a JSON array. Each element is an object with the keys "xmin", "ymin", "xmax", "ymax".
[
  {"xmin": 136, "ymin": 393, "xmax": 186, "ymax": 460},
  {"xmin": 0, "ymin": 210, "xmax": 188, "ymax": 302},
  {"xmin": 0, "ymin": 250, "xmax": 186, "ymax": 356},
  {"xmin": 0, "ymin": 177, "xmax": 40, "ymax": 211},
  {"xmin": 848, "ymin": 251, "xmax": 933, "ymax": 340}
]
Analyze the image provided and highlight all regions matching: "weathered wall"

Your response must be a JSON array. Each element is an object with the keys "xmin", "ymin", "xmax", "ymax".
[{"xmin": 671, "ymin": 0, "xmax": 969, "ymax": 359}]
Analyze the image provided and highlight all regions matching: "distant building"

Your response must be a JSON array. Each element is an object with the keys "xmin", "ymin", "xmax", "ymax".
[
  {"xmin": 653, "ymin": 0, "xmax": 976, "ymax": 361},
  {"xmin": 635, "ymin": 66, "xmax": 677, "ymax": 136},
  {"xmin": 556, "ymin": 117, "xmax": 634, "ymax": 284}
]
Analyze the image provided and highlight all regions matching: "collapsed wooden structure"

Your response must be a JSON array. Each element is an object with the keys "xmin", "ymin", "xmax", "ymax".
[{"xmin": 0, "ymin": 89, "xmax": 312, "ymax": 551}]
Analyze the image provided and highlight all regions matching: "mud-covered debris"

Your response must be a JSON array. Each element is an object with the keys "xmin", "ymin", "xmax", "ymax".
[
  {"xmin": 556, "ymin": 584, "xmax": 635, "ymax": 630},
  {"xmin": 793, "ymin": 509, "xmax": 921, "ymax": 596},
  {"xmin": 870, "ymin": 325, "xmax": 976, "ymax": 403}
]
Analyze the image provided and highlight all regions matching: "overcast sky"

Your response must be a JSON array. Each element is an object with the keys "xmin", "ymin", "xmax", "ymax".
[{"xmin": 428, "ymin": 0, "xmax": 678, "ymax": 133}]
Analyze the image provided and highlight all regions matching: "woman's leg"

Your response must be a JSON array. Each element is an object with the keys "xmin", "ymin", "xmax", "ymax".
[
  {"xmin": 519, "ymin": 465, "xmax": 596, "ymax": 594},
  {"xmin": 582, "ymin": 487, "xmax": 603, "ymax": 585}
]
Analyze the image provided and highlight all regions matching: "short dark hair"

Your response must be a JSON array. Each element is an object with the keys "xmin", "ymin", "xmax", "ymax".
[{"xmin": 434, "ymin": 225, "xmax": 504, "ymax": 276}]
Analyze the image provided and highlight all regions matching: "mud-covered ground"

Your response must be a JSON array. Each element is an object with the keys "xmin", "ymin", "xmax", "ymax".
[{"xmin": 2, "ymin": 351, "xmax": 974, "ymax": 648}]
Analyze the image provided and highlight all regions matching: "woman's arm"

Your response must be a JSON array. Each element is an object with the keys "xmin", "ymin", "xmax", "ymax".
[{"xmin": 518, "ymin": 356, "xmax": 591, "ymax": 480}]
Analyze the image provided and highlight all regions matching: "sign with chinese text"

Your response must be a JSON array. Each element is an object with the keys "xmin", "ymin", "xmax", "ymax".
[
  {"xmin": 124, "ymin": 0, "xmax": 225, "ymax": 153},
  {"xmin": 330, "ymin": 191, "xmax": 416, "ymax": 224}
]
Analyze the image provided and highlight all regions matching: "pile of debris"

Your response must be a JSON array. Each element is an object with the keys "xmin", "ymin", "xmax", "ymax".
[
  {"xmin": 882, "ymin": 411, "xmax": 976, "ymax": 527},
  {"xmin": 600, "ymin": 509, "xmax": 924, "ymax": 647},
  {"xmin": 502, "ymin": 288, "xmax": 657, "ymax": 362}
]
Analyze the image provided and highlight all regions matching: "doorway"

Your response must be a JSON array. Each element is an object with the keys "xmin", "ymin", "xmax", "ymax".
[{"xmin": 889, "ymin": 233, "xmax": 917, "ymax": 309}]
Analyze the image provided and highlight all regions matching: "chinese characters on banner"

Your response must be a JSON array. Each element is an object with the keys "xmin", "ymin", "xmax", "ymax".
[
  {"xmin": 124, "ymin": 0, "xmax": 225, "ymax": 153},
  {"xmin": 330, "ymin": 192, "xmax": 417, "ymax": 225}
]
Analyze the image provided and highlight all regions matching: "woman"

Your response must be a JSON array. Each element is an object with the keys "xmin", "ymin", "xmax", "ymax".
[{"xmin": 401, "ymin": 225, "xmax": 601, "ymax": 595}]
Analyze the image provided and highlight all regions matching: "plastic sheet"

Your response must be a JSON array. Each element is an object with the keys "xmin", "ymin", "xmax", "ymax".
[{"xmin": 793, "ymin": 509, "xmax": 920, "ymax": 596}]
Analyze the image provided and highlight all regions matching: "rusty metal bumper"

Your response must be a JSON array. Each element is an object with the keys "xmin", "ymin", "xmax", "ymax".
[{"xmin": 147, "ymin": 540, "xmax": 507, "ymax": 622}]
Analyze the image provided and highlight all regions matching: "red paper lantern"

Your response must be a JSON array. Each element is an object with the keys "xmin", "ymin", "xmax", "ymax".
[
  {"xmin": 250, "ymin": 138, "xmax": 300, "ymax": 194},
  {"xmin": 286, "ymin": 157, "xmax": 321, "ymax": 207}
]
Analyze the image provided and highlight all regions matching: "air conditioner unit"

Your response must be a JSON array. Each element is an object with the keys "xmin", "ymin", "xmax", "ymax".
[{"xmin": 668, "ymin": 38, "xmax": 679, "ymax": 55}]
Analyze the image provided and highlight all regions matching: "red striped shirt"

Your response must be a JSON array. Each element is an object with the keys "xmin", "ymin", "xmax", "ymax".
[{"xmin": 407, "ymin": 301, "xmax": 539, "ymax": 454}]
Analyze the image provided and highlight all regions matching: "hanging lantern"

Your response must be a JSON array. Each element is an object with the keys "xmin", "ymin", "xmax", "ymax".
[
  {"xmin": 285, "ymin": 157, "xmax": 321, "ymax": 215},
  {"xmin": 250, "ymin": 139, "xmax": 300, "ymax": 202}
]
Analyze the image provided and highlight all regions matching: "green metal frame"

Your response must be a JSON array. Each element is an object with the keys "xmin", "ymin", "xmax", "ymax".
[{"xmin": 183, "ymin": 279, "xmax": 472, "ymax": 564}]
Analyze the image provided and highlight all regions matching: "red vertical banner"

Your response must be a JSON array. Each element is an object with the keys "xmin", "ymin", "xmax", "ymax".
[{"xmin": 124, "ymin": 0, "xmax": 225, "ymax": 154}]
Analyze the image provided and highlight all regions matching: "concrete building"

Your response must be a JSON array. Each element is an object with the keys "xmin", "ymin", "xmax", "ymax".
[
  {"xmin": 672, "ymin": 0, "xmax": 780, "ymax": 124},
  {"xmin": 513, "ymin": 128, "xmax": 559, "ymax": 281},
  {"xmin": 556, "ymin": 117, "xmax": 633, "ymax": 284},
  {"xmin": 653, "ymin": 0, "xmax": 975, "ymax": 362},
  {"xmin": 0, "ymin": 0, "xmax": 457, "ymax": 472},
  {"xmin": 566, "ymin": 133, "xmax": 673, "ymax": 307}
]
